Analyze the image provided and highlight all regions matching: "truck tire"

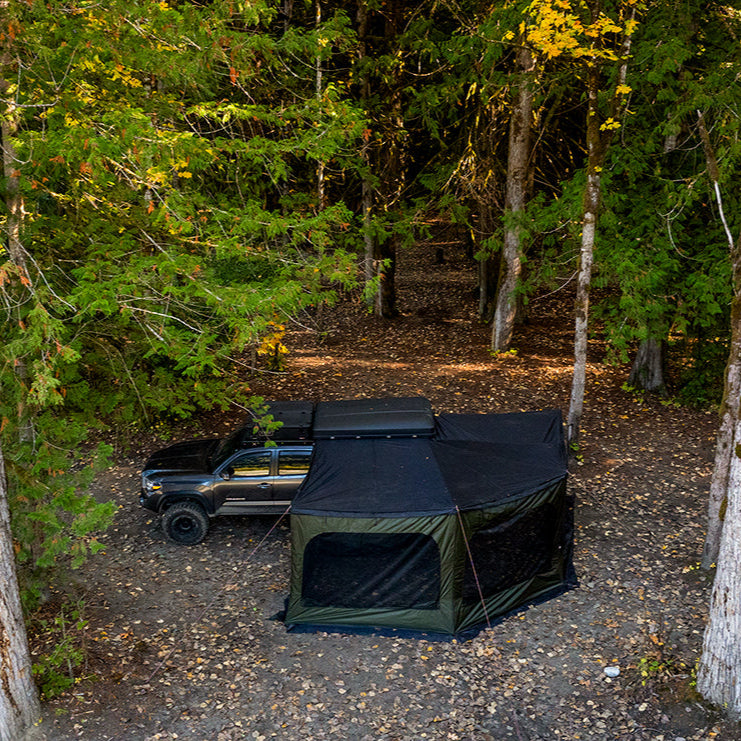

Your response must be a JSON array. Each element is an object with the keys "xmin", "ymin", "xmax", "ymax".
[{"xmin": 162, "ymin": 502, "xmax": 209, "ymax": 545}]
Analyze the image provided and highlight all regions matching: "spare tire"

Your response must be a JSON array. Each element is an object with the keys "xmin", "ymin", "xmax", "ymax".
[{"xmin": 162, "ymin": 502, "xmax": 209, "ymax": 545}]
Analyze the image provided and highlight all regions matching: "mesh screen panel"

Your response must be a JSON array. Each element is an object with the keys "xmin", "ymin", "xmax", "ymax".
[
  {"xmin": 462, "ymin": 504, "xmax": 560, "ymax": 602},
  {"xmin": 302, "ymin": 532, "xmax": 441, "ymax": 609}
]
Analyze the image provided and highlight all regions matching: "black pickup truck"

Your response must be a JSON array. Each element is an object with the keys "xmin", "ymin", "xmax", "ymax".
[{"xmin": 140, "ymin": 397, "xmax": 435, "ymax": 544}]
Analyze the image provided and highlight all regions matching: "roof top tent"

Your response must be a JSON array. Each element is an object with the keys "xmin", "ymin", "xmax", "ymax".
[
  {"xmin": 312, "ymin": 396, "xmax": 435, "ymax": 439},
  {"xmin": 240, "ymin": 397, "xmax": 434, "ymax": 444},
  {"xmin": 284, "ymin": 409, "xmax": 575, "ymax": 637}
]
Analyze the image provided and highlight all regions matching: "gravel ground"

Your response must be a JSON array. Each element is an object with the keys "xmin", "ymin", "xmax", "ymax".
[{"xmin": 34, "ymin": 241, "xmax": 741, "ymax": 740}]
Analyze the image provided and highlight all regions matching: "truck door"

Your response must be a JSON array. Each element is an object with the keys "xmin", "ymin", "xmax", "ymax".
[{"xmin": 213, "ymin": 450, "xmax": 273, "ymax": 514}]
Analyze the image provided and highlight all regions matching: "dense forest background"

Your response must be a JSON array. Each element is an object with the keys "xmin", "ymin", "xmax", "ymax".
[{"xmin": 2, "ymin": 0, "xmax": 741, "ymax": 714}]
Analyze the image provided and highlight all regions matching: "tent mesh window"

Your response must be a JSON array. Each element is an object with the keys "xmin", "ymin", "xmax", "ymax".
[
  {"xmin": 462, "ymin": 503, "xmax": 561, "ymax": 603},
  {"xmin": 302, "ymin": 532, "xmax": 441, "ymax": 610}
]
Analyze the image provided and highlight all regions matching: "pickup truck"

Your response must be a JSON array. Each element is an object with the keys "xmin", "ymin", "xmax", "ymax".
[{"xmin": 140, "ymin": 397, "xmax": 435, "ymax": 544}]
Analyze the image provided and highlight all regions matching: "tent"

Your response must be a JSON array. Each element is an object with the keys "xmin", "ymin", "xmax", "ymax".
[{"xmin": 285, "ymin": 409, "xmax": 575, "ymax": 636}]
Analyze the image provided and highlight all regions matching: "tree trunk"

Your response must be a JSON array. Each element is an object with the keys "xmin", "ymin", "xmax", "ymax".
[
  {"xmin": 0, "ymin": 443, "xmax": 41, "ymax": 740},
  {"xmin": 567, "ymin": 67, "xmax": 601, "ymax": 449},
  {"xmin": 357, "ymin": 3, "xmax": 375, "ymax": 295},
  {"xmin": 492, "ymin": 44, "xmax": 534, "ymax": 351},
  {"xmin": 566, "ymin": 11, "xmax": 633, "ymax": 448},
  {"xmin": 315, "ymin": 0, "xmax": 325, "ymax": 211},
  {"xmin": 628, "ymin": 337, "xmax": 666, "ymax": 395},
  {"xmin": 1, "ymin": 63, "xmax": 35, "ymax": 445},
  {"xmin": 372, "ymin": 3, "xmax": 404, "ymax": 319},
  {"xmin": 357, "ymin": 0, "xmax": 402, "ymax": 318},
  {"xmin": 696, "ymin": 400, "xmax": 741, "ymax": 717},
  {"xmin": 702, "ymin": 303, "xmax": 741, "ymax": 570},
  {"xmin": 698, "ymin": 110, "xmax": 739, "ymax": 569}
]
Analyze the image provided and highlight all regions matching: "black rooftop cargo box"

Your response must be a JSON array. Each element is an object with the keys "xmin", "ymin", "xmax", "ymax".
[
  {"xmin": 243, "ymin": 397, "xmax": 435, "ymax": 444},
  {"xmin": 312, "ymin": 396, "xmax": 435, "ymax": 440},
  {"xmin": 264, "ymin": 400, "xmax": 314, "ymax": 440}
]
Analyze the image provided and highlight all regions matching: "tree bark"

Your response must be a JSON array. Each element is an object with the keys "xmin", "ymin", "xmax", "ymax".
[
  {"xmin": 356, "ymin": 3, "xmax": 375, "ymax": 295},
  {"xmin": 696, "ymin": 401, "xmax": 741, "ymax": 717},
  {"xmin": 492, "ymin": 44, "xmax": 534, "ymax": 351},
  {"xmin": 628, "ymin": 337, "xmax": 666, "ymax": 395},
  {"xmin": 357, "ymin": 0, "xmax": 402, "ymax": 318},
  {"xmin": 566, "ymin": 12, "xmax": 633, "ymax": 449},
  {"xmin": 372, "ymin": 2, "xmax": 404, "ymax": 319},
  {"xmin": 703, "ymin": 299, "xmax": 741, "ymax": 570},
  {"xmin": 0, "ymin": 444, "xmax": 41, "ymax": 740},
  {"xmin": 698, "ymin": 110, "xmax": 739, "ymax": 569},
  {"xmin": 567, "ymin": 66, "xmax": 601, "ymax": 449},
  {"xmin": 315, "ymin": 0, "xmax": 325, "ymax": 211}
]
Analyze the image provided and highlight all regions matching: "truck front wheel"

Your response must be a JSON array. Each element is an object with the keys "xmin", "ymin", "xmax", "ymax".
[{"xmin": 162, "ymin": 502, "xmax": 209, "ymax": 545}]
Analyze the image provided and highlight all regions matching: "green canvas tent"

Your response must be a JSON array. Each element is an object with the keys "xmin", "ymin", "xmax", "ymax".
[{"xmin": 285, "ymin": 410, "xmax": 575, "ymax": 636}]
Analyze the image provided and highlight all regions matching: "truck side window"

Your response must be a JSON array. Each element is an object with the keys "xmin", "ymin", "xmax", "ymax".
[
  {"xmin": 231, "ymin": 451, "xmax": 271, "ymax": 477},
  {"xmin": 278, "ymin": 450, "xmax": 311, "ymax": 475}
]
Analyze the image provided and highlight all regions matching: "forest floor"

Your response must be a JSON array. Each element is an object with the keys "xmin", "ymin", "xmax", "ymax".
[{"xmin": 34, "ymin": 239, "xmax": 741, "ymax": 740}]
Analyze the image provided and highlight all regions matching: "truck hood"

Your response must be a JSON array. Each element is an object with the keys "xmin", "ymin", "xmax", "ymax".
[{"xmin": 143, "ymin": 438, "xmax": 219, "ymax": 476}]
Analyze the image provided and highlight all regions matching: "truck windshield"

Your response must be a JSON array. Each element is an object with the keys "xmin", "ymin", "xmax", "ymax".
[{"xmin": 210, "ymin": 429, "xmax": 243, "ymax": 470}]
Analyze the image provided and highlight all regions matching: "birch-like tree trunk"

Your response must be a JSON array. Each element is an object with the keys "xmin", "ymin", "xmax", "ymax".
[
  {"xmin": 696, "ymin": 393, "xmax": 741, "ymax": 717},
  {"xmin": 702, "ymin": 281, "xmax": 741, "ymax": 569},
  {"xmin": 567, "ymin": 66, "xmax": 601, "ymax": 448},
  {"xmin": 700, "ymin": 342, "xmax": 741, "ymax": 571},
  {"xmin": 492, "ymin": 44, "xmax": 534, "ymax": 351},
  {"xmin": 0, "ymin": 444, "xmax": 41, "ymax": 740},
  {"xmin": 566, "ymin": 10, "xmax": 633, "ymax": 448},
  {"xmin": 698, "ymin": 110, "xmax": 740, "ymax": 569}
]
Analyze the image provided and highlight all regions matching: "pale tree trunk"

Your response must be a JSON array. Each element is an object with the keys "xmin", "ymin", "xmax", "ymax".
[
  {"xmin": 698, "ymin": 109, "xmax": 739, "ymax": 569},
  {"xmin": 696, "ymin": 401, "xmax": 741, "ymax": 717},
  {"xmin": 566, "ymin": 15, "xmax": 633, "ymax": 448},
  {"xmin": 703, "ymin": 299, "xmax": 741, "ymax": 570},
  {"xmin": 703, "ymin": 355, "xmax": 738, "ymax": 567},
  {"xmin": 0, "ymin": 444, "xmax": 41, "ymax": 740},
  {"xmin": 567, "ymin": 67, "xmax": 601, "ymax": 448},
  {"xmin": 492, "ymin": 44, "xmax": 534, "ymax": 351}
]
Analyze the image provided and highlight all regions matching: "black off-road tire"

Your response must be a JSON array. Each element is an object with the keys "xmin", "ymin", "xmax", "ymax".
[{"xmin": 162, "ymin": 502, "xmax": 209, "ymax": 545}]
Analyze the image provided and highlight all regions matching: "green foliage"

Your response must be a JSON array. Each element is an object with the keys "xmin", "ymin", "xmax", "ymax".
[
  {"xmin": 0, "ymin": 405, "xmax": 116, "ymax": 608},
  {"xmin": 670, "ymin": 334, "xmax": 729, "ymax": 407},
  {"xmin": 587, "ymin": 0, "xmax": 740, "ymax": 399},
  {"xmin": 30, "ymin": 600, "xmax": 92, "ymax": 699},
  {"xmin": 1, "ymin": 0, "xmax": 367, "ymax": 610}
]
